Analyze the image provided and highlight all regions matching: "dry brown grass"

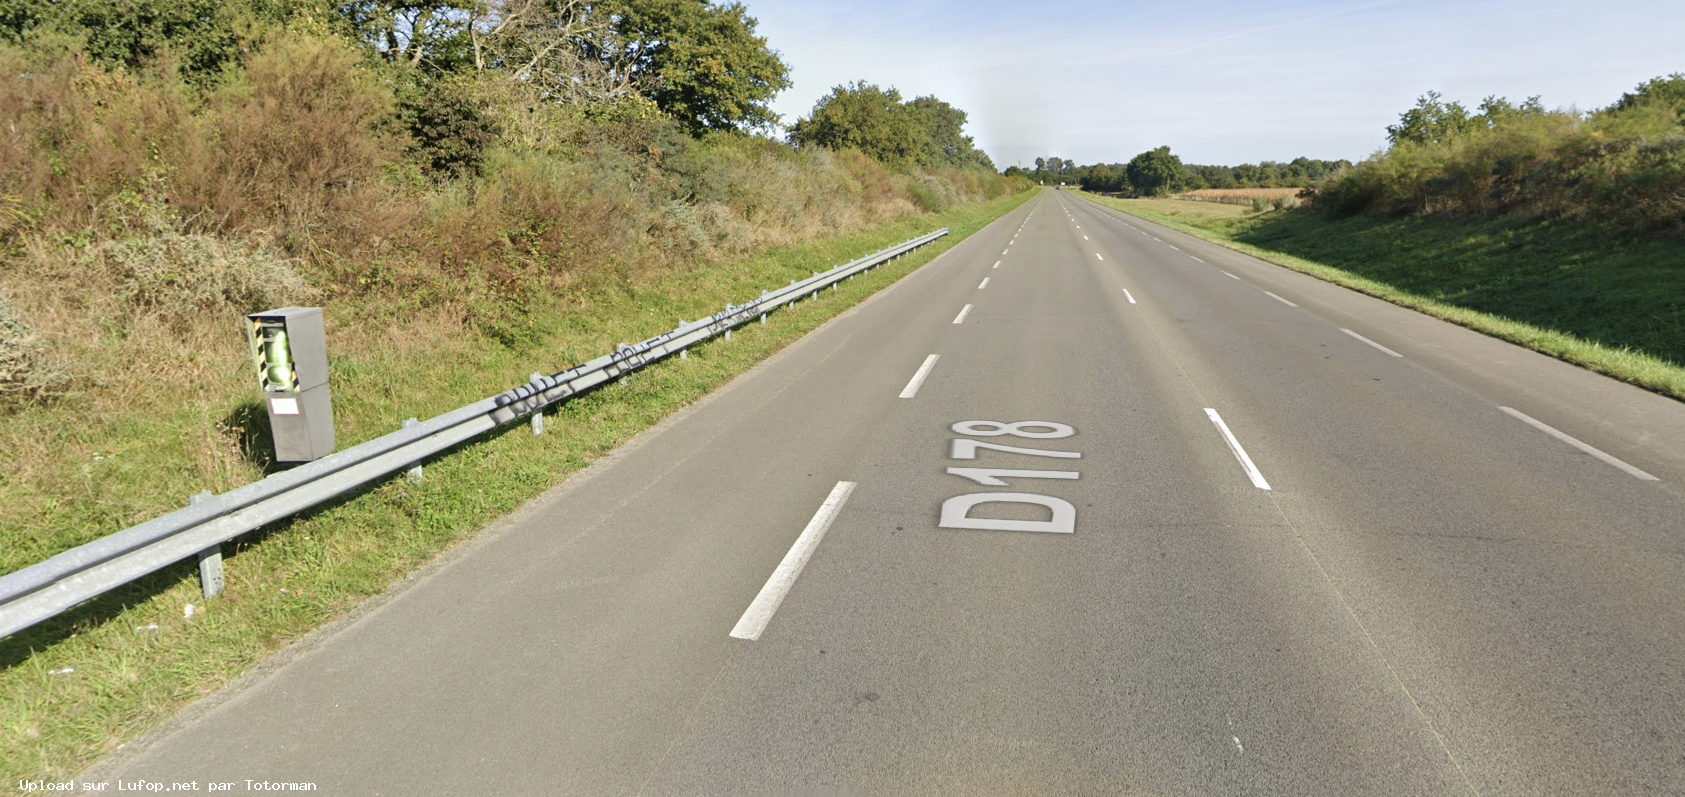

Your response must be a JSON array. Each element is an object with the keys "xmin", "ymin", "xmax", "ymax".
[{"xmin": 1176, "ymin": 187, "xmax": 1304, "ymax": 205}]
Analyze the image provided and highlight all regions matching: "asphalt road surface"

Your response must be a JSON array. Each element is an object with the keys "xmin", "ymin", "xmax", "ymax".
[{"xmin": 88, "ymin": 191, "xmax": 1685, "ymax": 796}]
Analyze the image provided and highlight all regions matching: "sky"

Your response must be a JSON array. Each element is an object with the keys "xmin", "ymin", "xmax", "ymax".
[{"xmin": 739, "ymin": 0, "xmax": 1685, "ymax": 169}]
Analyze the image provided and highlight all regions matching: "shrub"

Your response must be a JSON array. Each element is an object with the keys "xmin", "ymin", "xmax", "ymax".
[
  {"xmin": 0, "ymin": 298, "xmax": 67, "ymax": 410},
  {"xmin": 101, "ymin": 231, "xmax": 314, "ymax": 322}
]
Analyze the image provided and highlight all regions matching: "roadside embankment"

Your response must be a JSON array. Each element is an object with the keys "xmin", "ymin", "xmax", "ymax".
[
  {"xmin": 0, "ymin": 190, "xmax": 1035, "ymax": 788},
  {"xmin": 1078, "ymin": 193, "xmax": 1685, "ymax": 402}
]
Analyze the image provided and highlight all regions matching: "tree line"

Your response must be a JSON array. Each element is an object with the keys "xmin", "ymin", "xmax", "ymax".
[{"xmin": 1004, "ymin": 152, "xmax": 1350, "ymax": 196}]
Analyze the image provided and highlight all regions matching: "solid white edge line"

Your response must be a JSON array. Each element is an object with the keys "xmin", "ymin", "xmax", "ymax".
[
  {"xmin": 978, "ymin": 278, "xmax": 990, "ymax": 290},
  {"xmin": 1340, "ymin": 328, "xmax": 1403, "ymax": 358},
  {"xmin": 1123, "ymin": 289, "xmax": 1137, "ymax": 304},
  {"xmin": 1222, "ymin": 271, "xmax": 1240, "ymax": 279},
  {"xmin": 1205, "ymin": 408, "xmax": 1272, "ymax": 490},
  {"xmin": 1498, "ymin": 407, "xmax": 1659, "ymax": 481},
  {"xmin": 729, "ymin": 481, "xmax": 858, "ymax": 641},
  {"xmin": 900, "ymin": 354, "xmax": 940, "ymax": 398},
  {"xmin": 952, "ymin": 304, "xmax": 973, "ymax": 324},
  {"xmin": 1264, "ymin": 291, "xmax": 1298, "ymax": 307}
]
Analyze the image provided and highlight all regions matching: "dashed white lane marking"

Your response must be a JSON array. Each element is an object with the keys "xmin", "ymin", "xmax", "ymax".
[
  {"xmin": 993, "ymin": 261, "xmax": 1002, "ymax": 269},
  {"xmin": 1264, "ymin": 291, "xmax": 1297, "ymax": 307},
  {"xmin": 1003, "ymin": 249, "xmax": 1010, "ymax": 255},
  {"xmin": 953, "ymin": 304, "xmax": 973, "ymax": 324},
  {"xmin": 1205, "ymin": 408, "xmax": 1272, "ymax": 490},
  {"xmin": 1083, "ymin": 235, "xmax": 1089, "ymax": 240},
  {"xmin": 1499, "ymin": 407, "xmax": 1659, "ymax": 481},
  {"xmin": 729, "ymin": 481, "xmax": 857, "ymax": 641},
  {"xmin": 1340, "ymin": 328, "xmax": 1403, "ymax": 358},
  {"xmin": 1222, "ymin": 271, "xmax": 1240, "ymax": 279},
  {"xmin": 1123, "ymin": 289, "xmax": 1137, "ymax": 304},
  {"xmin": 1191, "ymin": 256, "xmax": 1205, "ymax": 263},
  {"xmin": 1168, "ymin": 245, "xmax": 1180, "ymax": 251},
  {"xmin": 900, "ymin": 354, "xmax": 940, "ymax": 398},
  {"xmin": 978, "ymin": 278, "xmax": 990, "ymax": 290},
  {"xmin": 1151, "ymin": 236, "xmax": 1162, "ymax": 241},
  {"xmin": 1096, "ymin": 253, "xmax": 1104, "ymax": 261}
]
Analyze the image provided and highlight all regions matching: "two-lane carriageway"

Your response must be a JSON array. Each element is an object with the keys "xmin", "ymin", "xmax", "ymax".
[{"xmin": 90, "ymin": 190, "xmax": 1685, "ymax": 796}]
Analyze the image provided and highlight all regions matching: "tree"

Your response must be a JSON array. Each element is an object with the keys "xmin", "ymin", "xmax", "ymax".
[
  {"xmin": 466, "ymin": 0, "xmax": 632, "ymax": 104},
  {"xmin": 1125, "ymin": 146, "xmax": 1183, "ymax": 195},
  {"xmin": 789, "ymin": 82, "xmax": 917, "ymax": 162},
  {"xmin": 1609, "ymin": 73, "xmax": 1685, "ymax": 119},
  {"xmin": 904, "ymin": 95, "xmax": 983, "ymax": 167},
  {"xmin": 599, "ymin": 0, "xmax": 790, "ymax": 133},
  {"xmin": 789, "ymin": 82, "xmax": 993, "ymax": 170},
  {"xmin": 1386, "ymin": 91, "xmax": 1482, "ymax": 146}
]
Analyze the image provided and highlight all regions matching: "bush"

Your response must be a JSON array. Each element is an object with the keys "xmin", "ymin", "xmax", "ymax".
[
  {"xmin": 0, "ymin": 298, "xmax": 67, "ymax": 410},
  {"xmin": 1311, "ymin": 82, "xmax": 1685, "ymax": 234},
  {"xmin": 101, "ymin": 231, "xmax": 314, "ymax": 322}
]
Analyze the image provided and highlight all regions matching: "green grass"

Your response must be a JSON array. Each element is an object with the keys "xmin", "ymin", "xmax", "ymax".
[
  {"xmin": 1078, "ymin": 194, "xmax": 1685, "ymax": 402},
  {"xmin": 0, "ymin": 190, "xmax": 1034, "ymax": 789}
]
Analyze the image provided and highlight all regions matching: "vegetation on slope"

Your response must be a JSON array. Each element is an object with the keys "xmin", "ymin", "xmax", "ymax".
[
  {"xmin": 0, "ymin": 1, "xmax": 1033, "ymax": 779},
  {"xmin": 1308, "ymin": 76, "xmax": 1685, "ymax": 236}
]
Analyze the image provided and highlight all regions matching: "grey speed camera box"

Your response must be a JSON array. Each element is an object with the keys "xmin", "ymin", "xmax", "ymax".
[{"xmin": 246, "ymin": 307, "xmax": 336, "ymax": 462}]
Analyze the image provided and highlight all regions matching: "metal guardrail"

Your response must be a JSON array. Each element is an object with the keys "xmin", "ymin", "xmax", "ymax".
[{"xmin": 0, "ymin": 229, "xmax": 949, "ymax": 639}]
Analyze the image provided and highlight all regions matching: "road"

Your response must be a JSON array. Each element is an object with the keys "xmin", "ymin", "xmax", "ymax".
[{"xmin": 88, "ymin": 190, "xmax": 1685, "ymax": 795}]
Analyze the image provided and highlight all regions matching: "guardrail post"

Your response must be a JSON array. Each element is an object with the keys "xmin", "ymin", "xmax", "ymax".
[
  {"xmin": 404, "ymin": 418, "xmax": 423, "ymax": 481},
  {"xmin": 529, "ymin": 374, "xmax": 545, "ymax": 435},
  {"xmin": 190, "ymin": 491, "xmax": 224, "ymax": 600}
]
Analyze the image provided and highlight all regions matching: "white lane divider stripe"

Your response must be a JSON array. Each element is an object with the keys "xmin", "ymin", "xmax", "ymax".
[
  {"xmin": 953, "ymin": 304, "xmax": 973, "ymax": 324},
  {"xmin": 1499, "ymin": 407, "xmax": 1659, "ymax": 481},
  {"xmin": 1096, "ymin": 253, "xmax": 1104, "ymax": 261},
  {"xmin": 1222, "ymin": 270, "xmax": 1240, "ymax": 279},
  {"xmin": 978, "ymin": 278, "xmax": 990, "ymax": 290},
  {"xmin": 1168, "ymin": 245, "xmax": 1180, "ymax": 251},
  {"xmin": 1205, "ymin": 409, "xmax": 1272, "ymax": 490},
  {"xmin": 1264, "ymin": 291, "xmax": 1298, "ymax": 307},
  {"xmin": 1340, "ymin": 328, "xmax": 1402, "ymax": 358},
  {"xmin": 900, "ymin": 354, "xmax": 940, "ymax": 398},
  {"xmin": 1123, "ymin": 289, "xmax": 1137, "ymax": 304},
  {"xmin": 1191, "ymin": 256, "xmax": 1204, "ymax": 263},
  {"xmin": 729, "ymin": 481, "xmax": 857, "ymax": 641},
  {"xmin": 994, "ymin": 260, "xmax": 1001, "ymax": 268},
  {"xmin": 1083, "ymin": 235, "xmax": 1089, "ymax": 240}
]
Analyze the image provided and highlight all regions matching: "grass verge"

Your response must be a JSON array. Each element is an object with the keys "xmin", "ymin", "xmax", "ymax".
[
  {"xmin": 0, "ymin": 190, "xmax": 1034, "ymax": 788},
  {"xmin": 1077, "ymin": 193, "xmax": 1685, "ymax": 402}
]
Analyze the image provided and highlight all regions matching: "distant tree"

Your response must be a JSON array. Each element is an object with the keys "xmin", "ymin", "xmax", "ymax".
[
  {"xmin": 1476, "ymin": 95, "xmax": 1546, "ymax": 127},
  {"xmin": 1609, "ymin": 73, "xmax": 1685, "ymax": 119},
  {"xmin": 1387, "ymin": 91, "xmax": 1482, "ymax": 146},
  {"xmin": 1033, "ymin": 157, "xmax": 1046, "ymax": 174},
  {"xmin": 1125, "ymin": 146, "xmax": 1183, "ymax": 195}
]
